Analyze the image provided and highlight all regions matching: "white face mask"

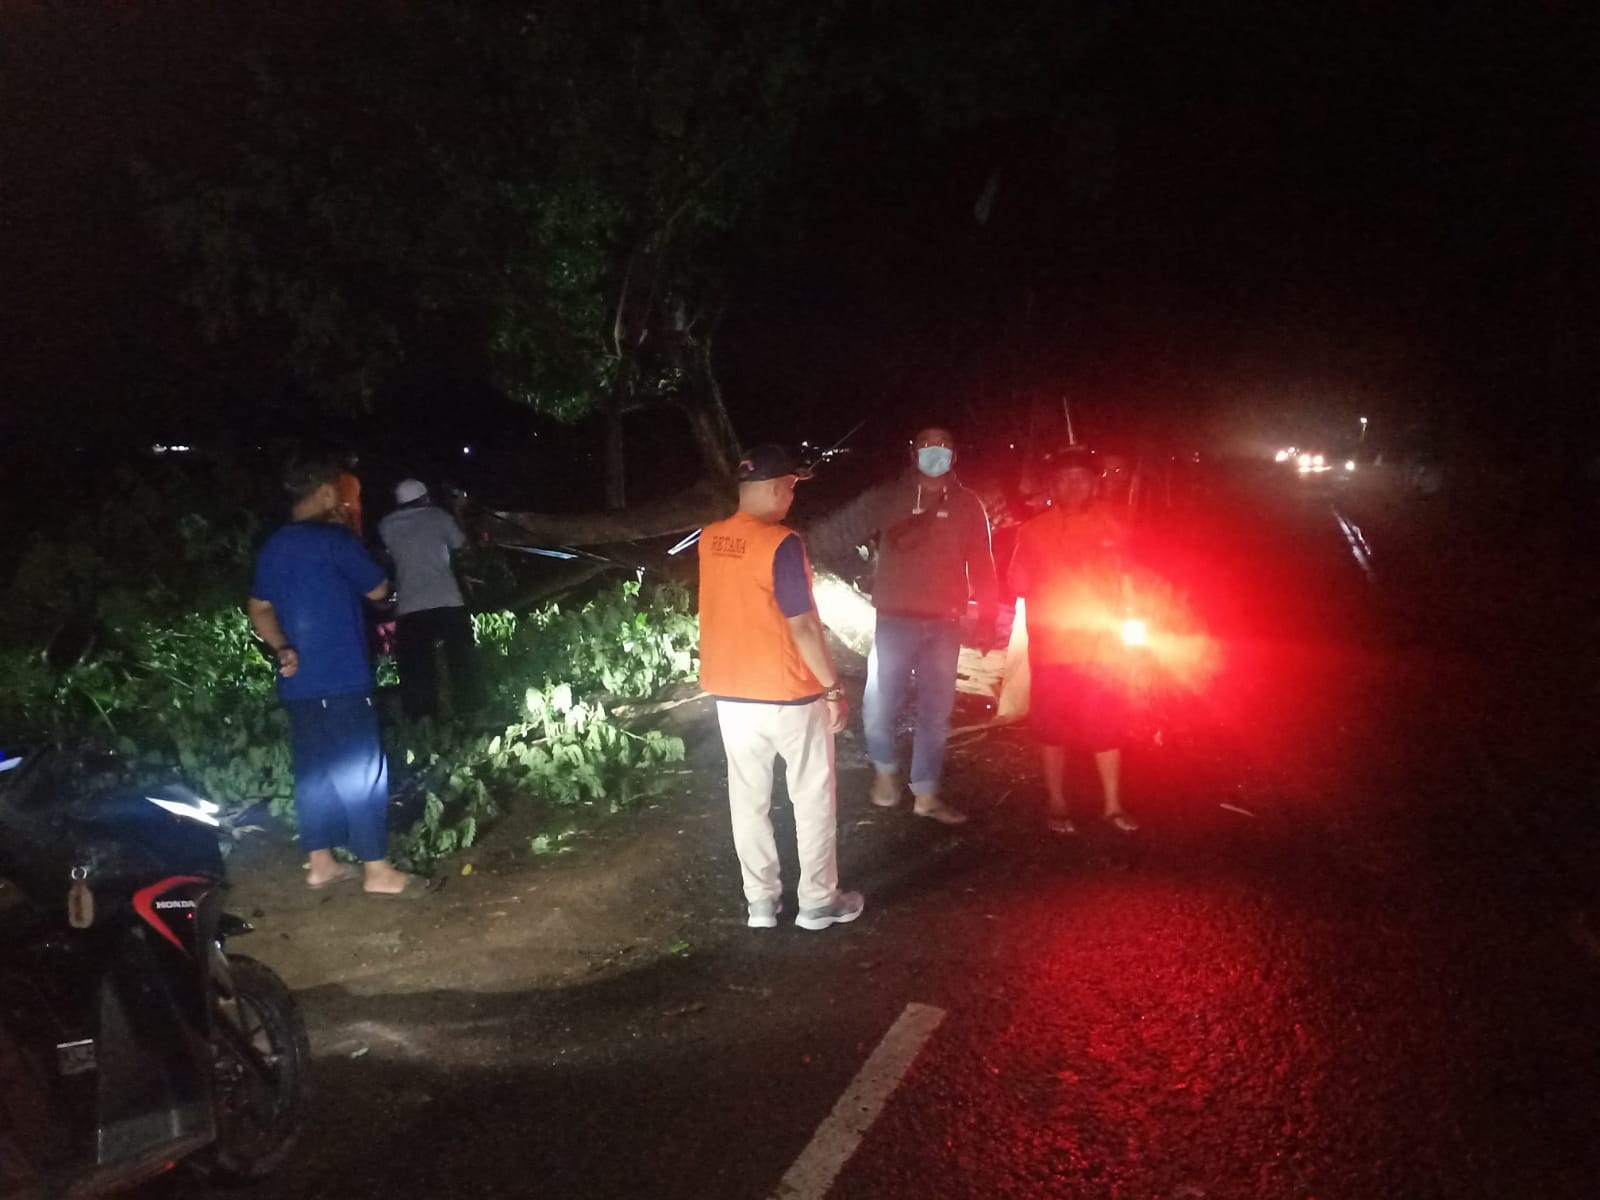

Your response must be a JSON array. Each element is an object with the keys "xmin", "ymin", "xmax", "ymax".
[{"xmin": 916, "ymin": 446, "xmax": 954, "ymax": 477}]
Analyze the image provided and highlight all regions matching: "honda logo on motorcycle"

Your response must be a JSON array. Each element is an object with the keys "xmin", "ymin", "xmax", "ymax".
[{"xmin": 132, "ymin": 875, "xmax": 210, "ymax": 952}]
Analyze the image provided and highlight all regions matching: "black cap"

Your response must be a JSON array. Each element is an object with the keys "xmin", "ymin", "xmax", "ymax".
[
  {"xmin": 736, "ymin": 444, "xmax": 810, "ymax": 482},
  {"xmin": 1042, "ymin": 444, "xmax": 1097, "ymax": 471}
]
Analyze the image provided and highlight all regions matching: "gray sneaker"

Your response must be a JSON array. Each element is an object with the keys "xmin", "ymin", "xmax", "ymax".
[
  {"xmin": 795, "ymin": 891, "xmax": 865, "ymax": 931},
  {"xmin": 747, "ymin": 897, "xmax": 781, "ymax": 929}
]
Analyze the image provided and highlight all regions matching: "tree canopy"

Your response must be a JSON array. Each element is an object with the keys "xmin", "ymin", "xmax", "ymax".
[{"xmin": 140, "ymin": 0, "xmax": 1106, "ymax": 503}]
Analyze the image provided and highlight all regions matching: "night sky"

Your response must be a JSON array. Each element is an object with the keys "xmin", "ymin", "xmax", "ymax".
[
  {"xmin": 721, "ymin": 2, "xmax": 1597, "ymax": 458},
  {"xmin": 2, "ymin": 1, "xmax": 1595, "ymax": 516}
]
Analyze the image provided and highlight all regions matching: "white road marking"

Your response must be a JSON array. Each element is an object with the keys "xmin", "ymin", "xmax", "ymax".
[
  {"xmin": 771, "ymin": 1002, "xmax": 947, "ymax": 1200},
  {"xmin": 1332, "ymin": 505, "xmax": 1376, "ymax": 580}
]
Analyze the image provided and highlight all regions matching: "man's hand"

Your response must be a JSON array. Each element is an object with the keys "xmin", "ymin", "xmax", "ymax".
[
  {"xmin": 824, "ymin": 693, "xmax": 850, "ymax": 734},
  {"xmin": 786, "ymin": 609, "xmax": 846, "ymax": 721},
  {"xmin": 247, "ymin": 598, "xmax": 300, "ymax": 678}
]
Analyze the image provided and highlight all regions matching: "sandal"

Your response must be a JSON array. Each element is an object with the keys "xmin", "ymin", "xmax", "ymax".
[
  {"xmin": 306, "ymin": 864, "xmax": 362, "ymax": 890},
  {"xmin": 912, "ymin": 798, "xmax": 968, "ymax": 825},
  {"xmin": 366, "ymin": 874, "xmax": 444, "ymax": 900},
  {"xmin": 1105, "ymin": 810, "xmax": 1140, "ymax": 834}
]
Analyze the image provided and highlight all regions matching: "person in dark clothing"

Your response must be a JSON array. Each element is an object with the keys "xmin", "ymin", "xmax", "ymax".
[
  {"xmin": 807, "ymin": 427, "xmax": 1000, "ymax": 824},
  {"xmin": 1008, "ymin": 447, "xmax": 1139, "ymax": 835},
  {"xmin": 378, "ymin": 478, "xmax": 479, "ymax": 720},
  {"xmin": 248, "ymin": 454, "xmax": 430, "ymax": 896}
]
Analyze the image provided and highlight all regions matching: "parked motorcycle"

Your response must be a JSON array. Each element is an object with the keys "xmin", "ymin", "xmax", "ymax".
[{"xmin": 0, "ymin": 742, "xmax": 307, "ymax": 1197}]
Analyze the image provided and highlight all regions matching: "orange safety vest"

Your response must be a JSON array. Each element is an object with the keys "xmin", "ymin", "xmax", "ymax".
[
  {"xmin": 336, "ymin": 472, "xmax": 363, "ymax": 538},
  {"xmin": 698, "ymin": 511, "xmax": 823, "ymax": 702}
]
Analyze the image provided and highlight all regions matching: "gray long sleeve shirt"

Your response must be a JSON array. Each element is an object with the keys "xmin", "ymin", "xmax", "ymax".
[{"xmin": 378, "ymin": 504, "xmax": 467, "ymax": 616}]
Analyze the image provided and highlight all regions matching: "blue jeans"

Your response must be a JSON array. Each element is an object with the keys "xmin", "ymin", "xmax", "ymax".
[
  {"xmin": 284, "ymin": 692, "xmax": 390, "ymax": 862},
  {"xmin": 863, "ymin": 614, "xmax": 962, "ymax": 796}
]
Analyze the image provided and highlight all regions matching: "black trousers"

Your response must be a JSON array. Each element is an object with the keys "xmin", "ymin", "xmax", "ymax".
[{"xmin": 394, "ymin": 606, "xmax": 479, "ymax": 719}]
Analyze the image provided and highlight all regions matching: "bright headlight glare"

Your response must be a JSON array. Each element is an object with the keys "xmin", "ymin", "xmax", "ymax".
[
  {"xmin": 147, "ymin": 796, "xmax": 221, "ymax": 827},
  {"xmin": 811, "ymin": 572, "xmax": 877, "ymax": 656}
]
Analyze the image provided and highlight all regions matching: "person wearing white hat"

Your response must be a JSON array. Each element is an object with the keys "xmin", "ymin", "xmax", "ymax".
[{"xmin": 378, "ymin": 478, "xmax": 478, "ymax": 719}]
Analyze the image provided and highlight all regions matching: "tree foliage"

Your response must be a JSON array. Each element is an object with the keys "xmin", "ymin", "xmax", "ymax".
[
  {"xmin": 0, "ymin": 470, "xmax": 699, "ymax": 869},
  {"xmin": 139, "ymin": 1, "xmax": 1108, "ymax": 499},
  {"xmin": 140, "ymin": 1, "xmax": 873, "ymax": 489}
]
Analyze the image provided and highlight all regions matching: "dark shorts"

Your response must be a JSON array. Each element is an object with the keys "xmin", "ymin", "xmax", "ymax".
[{"xmin": 1030, "ymin": 662, "xmax": 1128, "ymax": 752}]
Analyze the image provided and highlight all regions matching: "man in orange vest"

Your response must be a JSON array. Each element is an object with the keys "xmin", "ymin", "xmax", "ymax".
[{"xmin": 698, "ymin": 445, "xmax": 865, "ymax": 931}]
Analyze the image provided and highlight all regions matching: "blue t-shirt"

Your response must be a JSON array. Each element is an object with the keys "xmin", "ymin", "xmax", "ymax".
[
  {"xmin": 251, "ymin": 521, "xmax": 387, "ymax": 701},
  {"xmin": 772, "ymin": 534, "xmax": 814, "ymax": 618}
]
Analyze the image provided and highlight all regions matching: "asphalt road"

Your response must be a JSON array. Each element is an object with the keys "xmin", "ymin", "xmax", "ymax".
[{"xmin": 168, "ymin": 466, "xmax": 1600, "ymax": 1200}]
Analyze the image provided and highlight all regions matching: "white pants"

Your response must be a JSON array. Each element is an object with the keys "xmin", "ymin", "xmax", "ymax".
[{"xmin": 715, "ymin": 699, "xmax": 839, "ymax": 910}]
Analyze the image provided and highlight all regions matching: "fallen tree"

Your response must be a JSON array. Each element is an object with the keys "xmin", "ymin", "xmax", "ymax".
[{"xmin": 483, "ymin": 478, "xmax": 733, "ymax": 549}]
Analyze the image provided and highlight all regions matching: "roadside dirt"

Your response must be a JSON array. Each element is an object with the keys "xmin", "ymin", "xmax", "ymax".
[
  {"xmin": 221, "ymin": 633, "xmax": 1022, "ymax": 1003},
  {"xmin": 223, "ymin": 695, "xmax": 734, "ymax": 1001}
]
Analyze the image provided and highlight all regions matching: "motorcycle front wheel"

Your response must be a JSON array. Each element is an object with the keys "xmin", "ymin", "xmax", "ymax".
[{"xmin": 200, "ymin": 954, "xmax": 309, "ymax": 1182}]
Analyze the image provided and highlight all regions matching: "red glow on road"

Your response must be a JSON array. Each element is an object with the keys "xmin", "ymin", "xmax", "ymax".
[
  {"xmin": 1120, "ymin": 570, "xmax": 1225, "ymax": 701},
  {"xmin": 1023, "ymin": 574, "xmax": 1225, "ymax": 707}
]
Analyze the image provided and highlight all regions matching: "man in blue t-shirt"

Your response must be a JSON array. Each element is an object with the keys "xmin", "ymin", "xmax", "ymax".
[{"xmin": 248, "ymin": 453, "xmax": 430, "ymax": 897}]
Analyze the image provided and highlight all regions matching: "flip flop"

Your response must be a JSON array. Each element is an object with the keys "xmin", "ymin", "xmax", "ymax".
[
  {"xmin": 912, "ymin": 800, "xmax": 969, "ymax": 826},
  {"xmin": 306, "ymin": 864, "xmax": 362, "ymax": 890},
  {"xmin": 365, "ymin": 874, "xmax": 443, "ymax": 900}
]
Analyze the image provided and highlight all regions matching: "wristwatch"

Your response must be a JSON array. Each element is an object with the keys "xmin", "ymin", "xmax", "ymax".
[{"xmin": 822, "ymin": 686, "xmax": 845, "ymax": 701}]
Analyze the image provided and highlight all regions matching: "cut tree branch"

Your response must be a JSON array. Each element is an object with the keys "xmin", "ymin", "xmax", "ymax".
[{"xmin": 485, "ymin": 477, "xmax": 733, "ymax": 548}]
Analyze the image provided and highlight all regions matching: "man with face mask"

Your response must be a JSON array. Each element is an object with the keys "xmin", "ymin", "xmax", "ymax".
[
  {"xmin": 1008, "ymin": 446, "xmax": 1139, "ymax": 834},
  {"xmin": 808, "ymin": 427, "xmax": 1000, "ymax": 824}
]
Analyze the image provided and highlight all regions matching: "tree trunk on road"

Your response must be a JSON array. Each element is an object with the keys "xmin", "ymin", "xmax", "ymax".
[{"xmin": 485, "ymin": 477, "xmax": 733, "ymax": 548}]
